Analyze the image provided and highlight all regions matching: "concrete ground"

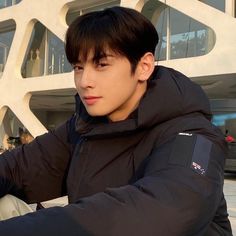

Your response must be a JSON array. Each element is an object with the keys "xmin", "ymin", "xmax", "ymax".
[{"xmin": 224, "ymin": 173, "xmax": 236, "ymax": 235}]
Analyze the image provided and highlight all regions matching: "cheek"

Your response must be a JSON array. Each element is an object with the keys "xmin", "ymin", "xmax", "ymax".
[
  {"xmin": 74, "ymin": 76, "xmax": 78, "ymax": 86},
  {"xmin": 74, "ymin": 77, "xmax": 81, "ymax": 90},
  {"xmin": 109, "ymin": 82, "xmax": 137, "ymax": 105}
]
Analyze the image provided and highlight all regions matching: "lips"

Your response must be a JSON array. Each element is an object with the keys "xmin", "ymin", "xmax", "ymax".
[{"xmin": 83, "ymin": 96, "xmax": 101, "ymax": 105}]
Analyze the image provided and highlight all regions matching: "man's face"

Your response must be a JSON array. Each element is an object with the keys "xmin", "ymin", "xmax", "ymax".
[{"xmin": 73, "ymin": 50, "xmax": 147, "ymax": 122}]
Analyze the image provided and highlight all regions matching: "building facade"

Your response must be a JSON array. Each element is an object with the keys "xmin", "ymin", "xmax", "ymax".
[{"xmin": 0, "ymin": 0, "xmax": 236, "ymax": 148}]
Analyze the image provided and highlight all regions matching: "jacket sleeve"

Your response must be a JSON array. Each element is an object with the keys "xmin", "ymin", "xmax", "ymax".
[
  {"xmin": 0, "ymin": 133, "xmax": 230, "ymax": 236},
  {"xmin": 0, "ymin": 119, "xmax": 72, "ymax": 203}
]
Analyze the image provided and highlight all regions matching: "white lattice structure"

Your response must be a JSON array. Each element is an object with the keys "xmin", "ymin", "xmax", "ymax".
[
  {"xmin": 1, "ymin": 0, "xmax": 236, "ymax": 142},
  {"xmin": 0, "ymin": 0, "xmax": 76, "ymax": 139}
]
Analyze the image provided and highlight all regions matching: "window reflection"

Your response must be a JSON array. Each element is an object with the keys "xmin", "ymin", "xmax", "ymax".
[
  {"xmin": 0, "ymin": 108, "xmax": 34, "ymax": 151},
  {"xmin": 155, "ymin": 9, "xmax": 167, "ymax": 61},
  {"xmin": 0, "ymin": 24, "xmax": 15, "ymax": 78},
  {"xmin": 21, "ymin": 22, "xmax": 72, "ymax": 78},
  {"xmin": 143, "ymin": 0, "xmax": 216, "ymax": 61},
  {"xmin": 47, "ymin": 32, "xmax": 69, "ymax": 74},
  {"xmin": 0, "ymin": 0, "xmax": 21, "ymax": 9},
  {"xmin": 199, "ymin": 0, "xmax": 225, "ymax": 12},
  {"xmin": 168, "ymin": 8, "xmax": 215, "ymax": 59}
]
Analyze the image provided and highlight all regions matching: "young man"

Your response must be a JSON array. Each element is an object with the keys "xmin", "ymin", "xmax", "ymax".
[{"xmin": 0, "ymin": 6, "xmax": 232, "ymax": 236}]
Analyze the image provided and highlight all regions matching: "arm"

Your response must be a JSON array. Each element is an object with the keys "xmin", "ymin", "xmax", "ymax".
[
  {"xmin": 0, "ymin": 133, "xmax": 229, "ymax": 236},
  {"xmin": 0, "ymin": 119, "xmax": 72, "ymax": 203}
]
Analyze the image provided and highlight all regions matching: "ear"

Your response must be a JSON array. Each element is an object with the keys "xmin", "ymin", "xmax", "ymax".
[{"xmin": 136, "ymin": 52, "xmax": 155, "ymax": 82}]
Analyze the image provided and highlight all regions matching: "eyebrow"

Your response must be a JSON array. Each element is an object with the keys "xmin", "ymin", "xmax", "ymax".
[
  {"xmin": 76, "ymin": 54, "xmax": 115, "ymax": 64},
  {"xmin": 93, "ymin": 54, "xmax": 114, "ymax": 61}
]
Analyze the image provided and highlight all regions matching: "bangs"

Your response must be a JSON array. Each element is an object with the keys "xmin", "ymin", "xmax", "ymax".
[{"xmin": 65, "ymin": 12, "xmax": 120, "ymax": 64}]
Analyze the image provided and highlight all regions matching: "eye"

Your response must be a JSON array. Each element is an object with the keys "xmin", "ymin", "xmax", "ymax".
[
  {"xmin": 98, "ymin": 63, "xmax": 108, "ymax": 67},
  {"xmin": 73, "ymin": 65, "xmax": 83, "ymax": 72},
  {"xmin": 96, "ymin": 62, "xmax": 109, "ymax": 68}
]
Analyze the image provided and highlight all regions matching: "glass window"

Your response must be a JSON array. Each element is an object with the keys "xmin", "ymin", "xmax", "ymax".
[
  {"xmin": 47, "ymin": 31, "xmax": 72, "ymax": 75},
  {"xmin": 66, "ymin": 0, "xmax": 120, "ymax": 25},
  {"xmin": 21, "ymin": 22, "xmax": 72, "ymax": 78},
  {"xmin": 0, "ymin": 108, "xmax": 30, "ymax": 150},
  {"xmin": 169, "ymin": 8, "xmax": 215, "ymax": 59},
  {"xmin": 142, "ymin": 0, "xmax": 216, "ymax": 61},
  {"xmin": 0, "ymin": 21, "xmax": 15, "ymax": 78},
  {"xmin": 199, "ymin": 0, "xmax": 225, "ymax": 12},
  {"xmin": 155, "ymin": 8, "xmax": 167, "ymax": 61},
  {"xmin": 211, "ymin": 99, "xmax": 236, "ymax": 138},
  {"xmin": 212, "ymin": 113, "xmax": 236, "ymax": 127},
  {"xmin": 0, "ymin": 0, "xmax": 21, "ymax": 9}
]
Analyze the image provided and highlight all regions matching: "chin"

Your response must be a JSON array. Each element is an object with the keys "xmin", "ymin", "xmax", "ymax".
[{"xmin": 86, "ymin": 109, "xmax": 108, "ymax": 117}]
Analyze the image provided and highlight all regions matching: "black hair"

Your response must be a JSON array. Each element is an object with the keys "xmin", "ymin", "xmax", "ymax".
[{"xmin": 65, "ymin": 6, "xmax": 159, "ymax": 74}]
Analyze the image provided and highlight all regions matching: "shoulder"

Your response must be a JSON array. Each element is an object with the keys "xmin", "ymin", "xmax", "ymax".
[{"xmin": 145, "ymin": 132, "xmax": 225, "ymax": 179}]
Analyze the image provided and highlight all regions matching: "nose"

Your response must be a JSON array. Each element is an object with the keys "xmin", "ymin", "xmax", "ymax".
[{"xmin": 75, "ymin": 67, "xmax": 95, "ymax": 89}]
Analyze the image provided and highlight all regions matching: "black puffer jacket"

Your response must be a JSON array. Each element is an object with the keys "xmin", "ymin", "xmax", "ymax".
[{"xmin": 0, "ymin": 66, "xmax": 232, "ymax": 235}]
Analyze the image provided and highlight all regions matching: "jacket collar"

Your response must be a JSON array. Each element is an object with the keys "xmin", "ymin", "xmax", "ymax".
[{"xmin": 74, "ymin": 66, "xmax": 212, "ymax": 137}]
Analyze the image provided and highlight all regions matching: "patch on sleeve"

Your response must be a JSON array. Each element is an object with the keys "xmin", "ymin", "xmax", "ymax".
[
  {"xmin": 169, "ymin": 133, "xmax": 212, "ymax": 175},
  {"xmin": 169, "ymin": 132, "xmax": 196, "ymax": 166},
  {"xmin": 190, "ymin": 135, "xmax": 212, "ymax": 175}
]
